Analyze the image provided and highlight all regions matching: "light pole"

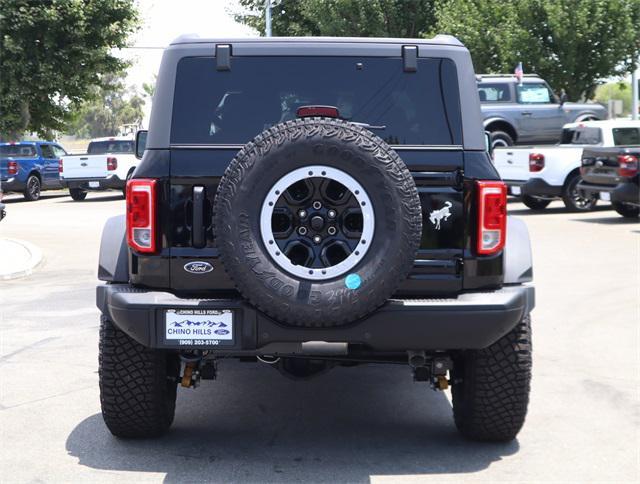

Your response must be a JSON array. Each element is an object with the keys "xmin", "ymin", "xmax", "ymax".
[
  {"xmin": 632, "ymin": 67, "xmax": 639, "ymax": 120},
  {"xmin": 264, "ymin": 0, "xmax": 281, "ymax": 37}
]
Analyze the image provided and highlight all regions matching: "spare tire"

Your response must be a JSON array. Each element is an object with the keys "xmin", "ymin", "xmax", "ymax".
[{"xmin": 214, "ymin": 118, "xmax": 421, "ymax": 327}]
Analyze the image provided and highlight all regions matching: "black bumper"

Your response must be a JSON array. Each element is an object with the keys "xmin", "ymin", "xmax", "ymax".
[
  {"xmin": 521, "ymin": 178, "xmax": 562, "ymax": 198},
  {"xmin": 577, "ymin": 180, "xmax": 640, "ymax": 205},
  {"xmin": 60, "ymin": 175, "xmax": 124, "ymax": 191},
  {"xmin": 96, "ymin": 284, "xmax": 535, "ymax": 354},
  {"xmin": 0, "ymin": 177, "xmax": 26, "ymax": 192}
]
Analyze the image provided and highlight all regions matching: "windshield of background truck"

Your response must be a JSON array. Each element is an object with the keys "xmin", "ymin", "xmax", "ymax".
[{"xmin": 171, "ymin": 56, "xmax": 463, "ymax": 146}]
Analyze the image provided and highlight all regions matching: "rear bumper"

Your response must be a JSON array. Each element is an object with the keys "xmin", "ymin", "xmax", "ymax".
[
  {"xmin": 521, "ymin": 178, "xmax": 562, "ymax": 198},
  {"xmin": 96, "ymin": 283, "xmax": 535, "ymax": 354},
  {"xmin": 60, "ymin": 175, "xmax": 124, "ymax": 190},
  {"xmin": 0, "ymin": 177, "xmax": 26, "ymax": 192},
  {"xmin": 577, "ymin": 180, "xmax": 639, "ymax": 205}
]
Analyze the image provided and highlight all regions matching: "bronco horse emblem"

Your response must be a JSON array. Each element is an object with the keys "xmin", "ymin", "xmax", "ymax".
[{"xmin": 429, "ymin": 201, "xmax": 453, "ymax": 230}]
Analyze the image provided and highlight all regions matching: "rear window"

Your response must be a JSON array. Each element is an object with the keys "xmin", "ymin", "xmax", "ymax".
[
  {"xmin": 478, "ymin": 83, "xmax": 511, "ymax": 102},
  {"xmin": 87, "ymin": 140, "xmax": 134, "ymax": 154},
  {"xmin": 171, "ymin": 56, "xmax": 462, "ymax": 146},
  {"xmin": 0, "ymin": 145, "xmax": 37, "ymax": 157},
  {"xmin": 613, "ymin": 127, "xmax": 640, "ymax": 146},
  {"xmin": 570, "ymin": 127, "xmax": 602, "ymax": 145}
]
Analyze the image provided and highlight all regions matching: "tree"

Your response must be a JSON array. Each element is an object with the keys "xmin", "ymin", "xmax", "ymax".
[
  {"xmin": 0, "ymin": 0, "xmax": 139, "ymax": 139},
  {"xmin": 234, "ymin": 0, "xmax": 436, "ymax": 37},
  {"xmin": 595, "ymin": 81, "xmax": 633, "ymax": 115},
  {"xmin": 66, "ymin": 73, "xmax": 144, "ymax": 139},
  {"xmin": 435, "ymin": 0, "xmax": 640, "ymax": 101}
]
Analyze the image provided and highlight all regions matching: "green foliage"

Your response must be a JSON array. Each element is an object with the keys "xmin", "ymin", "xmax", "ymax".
[
  {"xmin": 0, "ymin": 0, "xmax": 139, "ymax": 139},
  {"xmin": 234, "ymin": 0, "xmax": 436, "ymax": 37},
  {"xmin": 595, "ymin": 81, "xmax": 633, "ymax": 115},
  {"xmin": 66, "ymin": 73, "xmax": 144, "ymax": 139},
  {"xmin": 435, "ymin": 0, "xmax": 640, "ymax": 101}
]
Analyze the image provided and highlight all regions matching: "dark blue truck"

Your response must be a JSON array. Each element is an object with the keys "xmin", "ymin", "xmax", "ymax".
[{"xmin": 0, "ymin": 141, "xmax": 68, "ymax": 201}]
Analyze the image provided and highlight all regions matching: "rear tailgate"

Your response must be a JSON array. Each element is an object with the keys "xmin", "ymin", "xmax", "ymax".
[
  {"xmin": 61, "ymin": 154, "xmax": 108, "ymax": 179},
  {"xmin": 492, "ymin": 148, "xmax": 531, "ymax": 182},
  {"xmin": 581, "ymin": 148, "xmax": 621, "ymax": 186}
]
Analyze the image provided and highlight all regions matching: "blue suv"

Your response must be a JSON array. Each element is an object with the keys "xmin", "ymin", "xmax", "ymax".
[{"xmin": 0, "ymin": 141, "xmax": 68, "ymax": 201}]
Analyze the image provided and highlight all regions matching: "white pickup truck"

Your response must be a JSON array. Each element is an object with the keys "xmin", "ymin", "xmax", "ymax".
[
  {"xmin": 493, "ymin": 119, "xmax": 640, "ymax": 211},
  {"xmin": 60, "ymin": 136, "xmax": 137, "ymax": 201}
]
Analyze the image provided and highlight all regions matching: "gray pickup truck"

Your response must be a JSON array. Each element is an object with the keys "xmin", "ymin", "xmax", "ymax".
[{"xmin": 479, "ymin": 74, "xmax": 607, "ymax": 148}]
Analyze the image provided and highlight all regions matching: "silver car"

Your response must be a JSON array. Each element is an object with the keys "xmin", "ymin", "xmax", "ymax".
[{"xmin": 478, "ymin": 74, "xmax": 607, "ymax": 148}]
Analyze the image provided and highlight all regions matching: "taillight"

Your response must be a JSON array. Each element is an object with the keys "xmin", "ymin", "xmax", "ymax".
[
  {"xmin": 126, "ymin": 179, "xmax": 157, "ymax": 253},
  {"xmin": 107, "ymin": 157, "xmax": 118, "ymax": 171},
  {"xmin": 529, "ymin": 153, "xmax": 545, "ymax": 172},
  {"xmin": 477, "ymin": 181, "xmax": 507, "ymax": 255},
  {"xmin": 618, "ymin": 154, "xmax": 638, "ymax": 178},
  {"xmin": 7, "ymin": 161, "xmax": 18, "ymax": 175},
  {"xmin": 296, "ymin": 105, "xmax": 340, "ymax": 118},
  {"xmin": 58, "ymin": 159, "xmax": 63, "ymax": 173}
]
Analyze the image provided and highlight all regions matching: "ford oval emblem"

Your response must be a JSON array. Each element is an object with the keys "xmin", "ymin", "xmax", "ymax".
[{"xmin": 184, "ymin": 261, "xmax": 214, "ymax": 274}]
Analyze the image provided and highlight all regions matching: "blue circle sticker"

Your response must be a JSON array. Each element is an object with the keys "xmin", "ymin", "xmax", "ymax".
[{"xmin": 345, "ymin": 273, "xmax": 362, "ymax": 290}]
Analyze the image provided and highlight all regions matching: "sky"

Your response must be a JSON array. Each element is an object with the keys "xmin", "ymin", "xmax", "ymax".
[{"xmin": 115, "ymin": 0, "xmax": 256, "ymax": 115}]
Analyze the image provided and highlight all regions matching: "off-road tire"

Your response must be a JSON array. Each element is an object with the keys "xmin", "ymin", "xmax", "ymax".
[
  {"xmin": 69, "ymin": 188, "xmax": 87, "ymax": 201},
  {"xmin": 521, "ymin": 195, "xmax": 551, "ymax": 211},
  {"xmin": 561, "ymin": 172, "xmax": 596, "ymax": 212},
  {"xmin": 490, "ymin": 130, "xmax": 514, "ymax": 149},
  {"xmin": 612, "ymin": 201, "xmax": 639, "ymax": 218},
  {"xmin": 23, "ymin": 175, "xmax": 41, "ymax": 201},
  {"xmin": 99, "ymin": 315, "xmax": 180, "ymax": 438},
  {"xmin": 214, "ymin": 117, "xmax": 422, "ymax": 328},
  {"xmin": 451, "ymin": 314, "xmax": 532, "ymax": 442}
]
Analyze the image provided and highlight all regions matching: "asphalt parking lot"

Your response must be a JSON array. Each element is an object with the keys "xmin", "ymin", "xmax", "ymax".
[{"xmin": 0, "ymin": 190, "xmax": 638, "ymax": 483}]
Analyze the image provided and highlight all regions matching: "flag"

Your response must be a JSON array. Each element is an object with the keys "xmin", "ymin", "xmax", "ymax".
[{"xmin": 514, "ymin": 62, "xmax": 523, "ymax": 83}]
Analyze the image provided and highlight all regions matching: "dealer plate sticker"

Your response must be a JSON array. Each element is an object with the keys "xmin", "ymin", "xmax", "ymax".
[
  {"xmin": 599, "ymin": 192, "xmax": 611, "ymax": 201},
  {"xmin": 165, "ymin": 309, "xmax": 233, "ymax": 345}
]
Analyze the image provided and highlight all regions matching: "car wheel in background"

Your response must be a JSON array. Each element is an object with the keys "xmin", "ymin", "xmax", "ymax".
[
  {"xmin": 23, "ymin": 175, "xmax": 41, "ymax": 201},
  {"xmin": 69, "ymin": 188, "xmax": 88, "ymax": 201},
  {"xmin": 562, "ymin": 173, "xmax": 597, "ymax": 212},
  {"xmin": 612, "ymin": 201, "xmax": 639, "ymax": 218},
  {"xmin": 490, "ymin": 131, "xmax": 514, "ymax": 149},
  {"xmin": 521, "ymin": 195, "xmax": 551, "ymax": 211}
]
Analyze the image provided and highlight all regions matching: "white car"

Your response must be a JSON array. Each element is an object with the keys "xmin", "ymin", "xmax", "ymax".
[
  {"xmin": 492, "ymin": 119, "xmax": 640, "ymax": 211},
  {"xmin": 60, "ymin": 136, "xmax": 137, "ymax": 201}
]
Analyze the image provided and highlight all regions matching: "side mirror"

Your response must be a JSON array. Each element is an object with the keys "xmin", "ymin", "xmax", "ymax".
[{"xmin": 135, "ymin": 130, "xmax": 148, "ymax": 159}]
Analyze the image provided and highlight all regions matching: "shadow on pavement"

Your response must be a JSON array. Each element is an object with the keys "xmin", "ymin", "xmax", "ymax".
[
  {"xmin": 507, "ymin": 205, "xmax": 611, "ymax": 216},
  {"xmin": 572, "ymin": 216, "xmax": 639, "ymax": 225},
  {"xmin": 66, "ymin": 362, "xmax": 517, "ymax": 482},
  {"xmin": 58, "ymin": 194, "xmax": 124, "ymax": 203},
  {"xmin": 2, "ymin": 193, "xmax": 68, "ymax": 204}
]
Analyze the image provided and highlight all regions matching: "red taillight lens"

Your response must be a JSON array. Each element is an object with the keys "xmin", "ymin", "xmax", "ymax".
[
  {"xmin": 296, "ymin": 105, "xmax": 340, "ymax": 118},
  {"xmin": 477, "ymin": 181, "xmax": 507, "ymax": 255},
  {"xmin": 107, "ymin": 157, "xmax": 118, "ymax": 171},
  {"xmin": 529, "ymin": 153, "xmax": 545, "ymax": 172},
  {"xmin": 617, "ymin": 154, "xmax": 638, "ymax": 178},
  {"xmin": 126, "ymin": 179, "xmax": 157, "ymax": 253},
  {"xmin": 7, "ymin": 161, "xmax": 18, "ymax": 175},
  {"xmin": 58, "ymin": 159, "xmax": 63, "ymax": 173}
]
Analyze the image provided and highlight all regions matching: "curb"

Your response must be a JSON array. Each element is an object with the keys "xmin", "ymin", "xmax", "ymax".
[{"xmin": 0, "ymin": 238, "xmax": 44, "ymax": 280}]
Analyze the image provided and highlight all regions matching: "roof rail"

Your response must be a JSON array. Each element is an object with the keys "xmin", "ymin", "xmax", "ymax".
[{"xmin": 477, "ymin": 73, "xmax": 541, "ymax": 79}]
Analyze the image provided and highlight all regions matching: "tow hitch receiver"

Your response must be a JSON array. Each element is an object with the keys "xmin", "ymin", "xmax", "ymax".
[{"xmin": 408, "ymin": 351, "xmax": 452, "ymax": 390}]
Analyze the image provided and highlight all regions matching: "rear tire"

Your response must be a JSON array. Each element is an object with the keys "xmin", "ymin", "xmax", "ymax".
[
  {"xmin": 612, "ymin": 201, "xmax": 639, "ymax": 218},
  {"xmin": 69, "ymin": 188, "xmax": 87, "ymax": 201},
  {"xmin": 521, "ymin": 195, "xmax": 551, "ymax": 210},
  {"xmin": 452, "ymin": 314, "xmax": 532, "ymax": 442},
  {"xmin": 23, "ymin": 175, "xmax": 41, "ymax": 201},
  {"xmin": 490, "ymin": 130, "xmax": 514, "ymax": 149},
  {"xmin": 561, "ymin": 173, "xmax": 597, "ymax": 212},
  {"xmin": 99, "ymin": 315, "xmax": 180, "ymax": 438}
]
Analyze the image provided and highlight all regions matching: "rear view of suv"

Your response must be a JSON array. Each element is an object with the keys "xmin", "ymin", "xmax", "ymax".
[{"xmin": 96, "ymin": 36, "xmax": 535, "ymax": 442}]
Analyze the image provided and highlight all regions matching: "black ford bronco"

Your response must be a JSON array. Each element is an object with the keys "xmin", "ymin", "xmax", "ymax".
[{"xmin": 97, "ymin": 36, "xmax": 535, "ymax": 442}]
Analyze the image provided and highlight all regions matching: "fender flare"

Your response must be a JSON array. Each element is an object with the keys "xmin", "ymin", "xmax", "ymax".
[
  {"xmin": 483, "ymin": 116, "xmax": 514, "ymax": 129},
  {"xmin": 504, "ymin": 216, "xmax": 533, "ymax": 284},
  {"xmin": 98, "ymin": 215, "xmax": 129, "ymax": 283}
]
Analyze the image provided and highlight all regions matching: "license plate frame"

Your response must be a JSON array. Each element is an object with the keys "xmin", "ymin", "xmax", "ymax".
[
  {"xmin": 164, "ymin": 309, "xmax": 234, "ymax": 347},
  {"xmin": 511, "ymin": 186, "xmax": 522, "ymax": 196},
  {"xmin": 88, "ymin": 181, "xmax": 100, "ymax": 188}
]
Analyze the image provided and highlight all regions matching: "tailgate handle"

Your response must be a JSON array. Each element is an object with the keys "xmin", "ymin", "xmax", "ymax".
[{"xmin": 192, "ymin": 186, "xmax": 205, "ymax": 248}]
